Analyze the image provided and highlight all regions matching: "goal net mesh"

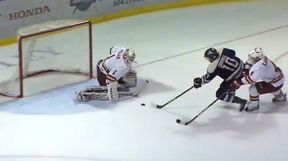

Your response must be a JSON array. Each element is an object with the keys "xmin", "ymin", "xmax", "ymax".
[{"xmin": 0, "ymin": 19, "xmax": 93, "ymax": 98}]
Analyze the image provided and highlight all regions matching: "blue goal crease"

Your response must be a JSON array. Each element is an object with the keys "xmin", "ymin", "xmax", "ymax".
[{"xmin": 0, "ymin": 78, "xmax": 147, "ymax": 115}]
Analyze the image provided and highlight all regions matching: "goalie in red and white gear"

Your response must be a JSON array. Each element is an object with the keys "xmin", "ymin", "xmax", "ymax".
[
  {"xmin": 231, "ymin": 47, "xmax": 286, "ymax": 112},
  {"xmin": 99, "ymin": 46, "xmax": 137, "ymax": 101},
  {"xmin": 77, "ymin": 46, "xmax": 147, "ymax": 102}
]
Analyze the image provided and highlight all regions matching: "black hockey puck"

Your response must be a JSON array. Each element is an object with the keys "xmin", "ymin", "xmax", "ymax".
[
  {"xmin": 141, "ymin": 103, "xmax": 146, "ymax": 106},
  {"xmin": 176, "ymin": 119, "xmax": 181, "ymax": 123}
]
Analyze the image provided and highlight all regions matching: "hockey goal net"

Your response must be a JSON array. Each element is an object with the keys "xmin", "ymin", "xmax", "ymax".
[{"xmin": 0, "ymin": 19, "xmax": 93, "ymax": 98}]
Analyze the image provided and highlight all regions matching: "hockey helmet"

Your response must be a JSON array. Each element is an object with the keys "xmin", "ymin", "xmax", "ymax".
[
  {"xmin": 249, "ymin": 47, "xmax": 265, "ymax": 62},
  {"xmin": 123, "ymin": 48, "xmax": 136, "ymax": 63},
  {"xmin": 204, "ymin": 47, "xmax": 219, "ymax": 63}
]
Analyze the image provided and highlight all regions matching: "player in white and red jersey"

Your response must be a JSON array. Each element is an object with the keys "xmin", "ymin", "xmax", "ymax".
[
  {"xmin": 76, "ymin": 46, "xmax": 147, "ymax": 102},
  {"xmin": 97, "ymin": 46, "xmax": 136, "ymax": 88},
  {"xmin": 231, "ymin": 47, "xmax": 286, "ymax": 112}
]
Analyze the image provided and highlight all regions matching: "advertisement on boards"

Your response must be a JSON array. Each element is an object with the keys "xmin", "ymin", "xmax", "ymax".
[
  {"xmin": 70, "ymin": 0, "xmax": 97, "ymax": 12},
  {"xmin": 8, "ymin": 6, "xmax": 51, "ymax": 21},
  {"xmin": 113, "ymin": 0, "xmax": 145, "ymax": 7},
  {"xmin": 0, "ymin": 0, "xmax": 55, "ymax": 38},
  {"xmin": 0, "ymin": 0, "xmax": 180, "ymax": 38},
  {"xmin": 109, "ymin": 0, "xmax": 180, "ymax": 12}
]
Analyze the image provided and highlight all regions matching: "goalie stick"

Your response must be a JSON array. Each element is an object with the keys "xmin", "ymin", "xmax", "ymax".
[{"xmin": 151, "ymin": 86, "xmax": 194, "ymax": 109}]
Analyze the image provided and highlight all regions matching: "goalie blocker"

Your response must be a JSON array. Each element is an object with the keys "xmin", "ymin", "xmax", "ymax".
[{"xmin": 76, "ymin": 46, "xmax": 148, "ymax": 102}]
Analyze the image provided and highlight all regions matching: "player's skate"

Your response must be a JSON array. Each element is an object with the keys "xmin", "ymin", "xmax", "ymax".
[
  {"xmin": 233, "ymin": 97, "xmax": 248, "ymax": 111},
  {"xmin": 244, "ymin": 103, "xmax": 259, "ymax": 113},
  {"xmin": 272, "ymin": 93, "xmax": 286, "ymax": 103},
  {"xmin": 239, "ymin": 99, "xmax": 248, "ymax": 111}
]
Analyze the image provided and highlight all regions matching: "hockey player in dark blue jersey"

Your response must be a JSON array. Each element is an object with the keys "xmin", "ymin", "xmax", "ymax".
[{"xmin": 193, "ymin": 47, "xmax": 247, "ymax": 109}]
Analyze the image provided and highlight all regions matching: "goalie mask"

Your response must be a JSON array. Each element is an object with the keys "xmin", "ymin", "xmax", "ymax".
[{"xmin": 123, "ymin": 48, "xmax": 136, "ymax": 63}]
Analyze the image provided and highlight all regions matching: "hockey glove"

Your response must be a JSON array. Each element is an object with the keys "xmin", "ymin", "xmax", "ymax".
[
  {"xmin": 193, "ymin": 77, "xmax": 202, "ymax": 89},
  {"xmin": 242, "ymin": 69, "xmax": 249, "ymax": 77}
]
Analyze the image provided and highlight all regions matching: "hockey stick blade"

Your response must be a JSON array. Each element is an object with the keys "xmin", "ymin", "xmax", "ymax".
[
  {"xmin": 151, "ymin": 102, "xmax": 164, "ymax": 109},
  {"xmin": 176, "ymin": 119, "xmax": 189, "ymax": 126}
]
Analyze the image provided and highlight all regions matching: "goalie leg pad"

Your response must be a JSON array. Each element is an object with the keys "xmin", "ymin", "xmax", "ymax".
[
  {"xmin": 76, "ymin": 91, "xmax": 106, "ymax": 102},
  {"xmin": 76, "ymin": 79, "xmax": 148, "ymax": 102},
  {"xmin": 116, "ymin": 79, "xmax": 149, "ymax": 100},
  {"xmin": 107, "ymin": 81, "xmax": 119, "ymax": 101},
  {"xmin": 76, "ymin": 85, "xmax": 108, "ymax": 102}
]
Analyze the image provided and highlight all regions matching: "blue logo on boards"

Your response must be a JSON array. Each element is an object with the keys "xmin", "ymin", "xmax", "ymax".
[{"xmin": 70, "ymin": 0, "xmax": 96, "ymax": 13}]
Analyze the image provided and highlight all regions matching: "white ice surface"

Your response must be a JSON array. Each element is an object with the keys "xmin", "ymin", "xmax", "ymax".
[{"xmin": 0, "ymin": 1, "xmax": 288, "ymax": 161}]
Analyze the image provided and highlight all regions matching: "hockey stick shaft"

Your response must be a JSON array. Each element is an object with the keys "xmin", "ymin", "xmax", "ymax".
[
  {"xmin": 152, "ymin": 86, "xmax": 194, "ymax": 109},
  {"xmin": 178, "ymin": 98, "xmax": 219, "ymax": 125},
  {"xmin": 176, "ymin": 89, "xmax": 231, "ymax": 125}
]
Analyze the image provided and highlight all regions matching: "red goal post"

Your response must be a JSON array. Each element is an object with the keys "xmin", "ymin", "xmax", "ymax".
[{"xmin": 0, "ymin": 19, "xmax": 93, "ymax": 98}]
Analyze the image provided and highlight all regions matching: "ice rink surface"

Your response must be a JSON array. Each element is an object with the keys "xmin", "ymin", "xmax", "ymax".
[{"xmin": 0, "ymin": 0, "xmax": 288, "ymax": 161}]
